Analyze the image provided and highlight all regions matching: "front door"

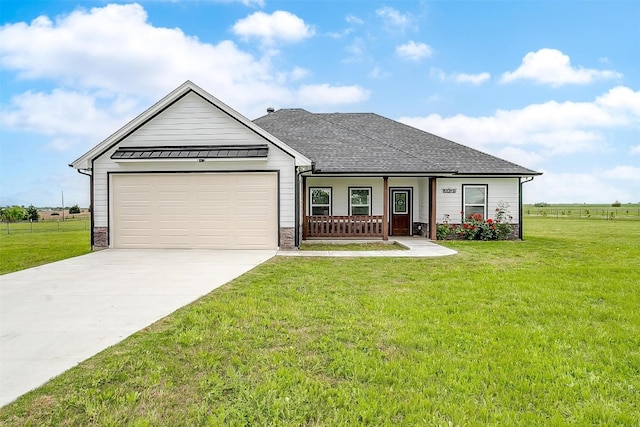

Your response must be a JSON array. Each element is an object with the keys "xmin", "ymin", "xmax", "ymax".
[{"xmin": 391, "ymin": 189, "xmax": 410, "ymax": 236}]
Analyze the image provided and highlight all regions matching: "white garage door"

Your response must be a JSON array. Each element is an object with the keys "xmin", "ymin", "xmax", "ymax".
[{"xmin": 111, "ymin": 173, "xmax": 278, "ymax": 249}]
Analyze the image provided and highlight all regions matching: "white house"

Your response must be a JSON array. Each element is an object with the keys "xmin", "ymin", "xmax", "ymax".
[{"xmin": 70, "ymin": 81, "xmax": 541, "ymax": 250}]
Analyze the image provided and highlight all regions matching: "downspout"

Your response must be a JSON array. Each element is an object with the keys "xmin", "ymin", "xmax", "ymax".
[
  {"xmin": 520, "ymin": 177, "xmax": 534, "ymax": 239},
  {"xmin": 295, "ymin": 166, "xmax": 301, "ymax": 247},
  {"xmin": 295, "ymin": 163, "xmax": 314, "ymax": 248},
  {"xmin": 75, "ymin": 168, "xmax": 93, "ymax": 247}
]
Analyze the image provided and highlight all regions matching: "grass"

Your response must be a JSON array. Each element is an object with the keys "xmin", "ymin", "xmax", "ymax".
[
  {"xmin": 1, "ymin": 218, "xmax": 639, "ymax": 425},
  {"xmin": 300, "ymin": 242, "xmax": 406, "ymax": 251},
  {"xmin": 0, "ymin": 220, "xmax": 91, "ymax": 275}
]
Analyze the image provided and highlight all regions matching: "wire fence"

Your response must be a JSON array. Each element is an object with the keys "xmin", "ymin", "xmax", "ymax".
[
  {"xmin": 1, "ymin": 218, "xmax": 90, "ymax": 235},
  {"xmin": 523, "ymin": 208, "xmax": 640, "ymax": 220}
]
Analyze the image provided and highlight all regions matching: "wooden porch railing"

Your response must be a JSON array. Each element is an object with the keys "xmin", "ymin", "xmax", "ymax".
[{"xmin": 304, "ymin": 215, "xmax": 384, "ymax": 238}]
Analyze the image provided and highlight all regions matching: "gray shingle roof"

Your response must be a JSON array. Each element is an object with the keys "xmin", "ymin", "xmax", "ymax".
[
  {"xmin": 254, "ymin": 109, "xmax": 540, "ymax": 176},
  {"xmin": 111, "ymin": 145, "xmax": 268, "ymax": 160}
]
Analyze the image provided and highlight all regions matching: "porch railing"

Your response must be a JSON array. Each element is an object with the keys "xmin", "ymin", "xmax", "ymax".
[{"xmin": 304, "ymin": 215, "xmax": 384, "ymax": 238}]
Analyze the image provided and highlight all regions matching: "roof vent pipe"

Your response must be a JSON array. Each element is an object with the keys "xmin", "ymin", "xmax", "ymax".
[{"xmin": 266, "ymin": 107, "xmax": 275, "ymax": 113}]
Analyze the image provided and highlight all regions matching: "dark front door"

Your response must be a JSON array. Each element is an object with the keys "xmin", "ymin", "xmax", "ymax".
[{"xmin": 391, "ymin": 189, "xmax": 410, "ymax": 236}]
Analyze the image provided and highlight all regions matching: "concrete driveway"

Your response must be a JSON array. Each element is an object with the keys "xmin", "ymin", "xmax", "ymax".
[{"xmin": 0, "ymin": 249, "xmax": 276, "ymax": 407}]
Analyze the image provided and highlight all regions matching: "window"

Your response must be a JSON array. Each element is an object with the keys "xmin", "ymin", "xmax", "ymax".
[
  {"xmin": 349, "ymin": 187, "xmax": 371, "ymax": 215},
  {"xmin": 310, "ymin": 187, "xmax": 331, "ymax": 215},
  {"xmin": 393, "ymin": 191, "xmax": 408, "ymax": 214},
  {"xmin": 463, "ymin": 185, "xmax": 487, "ymax": 220}
]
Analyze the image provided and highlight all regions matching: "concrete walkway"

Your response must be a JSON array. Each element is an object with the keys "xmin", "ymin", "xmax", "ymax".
[
  {"xmin": 278, "ymin": 237, "xmax": 457, "ymax": 257},
  {"xmin": 0, "ymin": 249, "xmax": 276, "ymax": 407}
]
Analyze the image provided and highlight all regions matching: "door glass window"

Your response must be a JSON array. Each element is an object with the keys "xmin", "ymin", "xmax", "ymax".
[{"xmin": 393, "ymin": 191, "xmax": 408, "ymax": 214}]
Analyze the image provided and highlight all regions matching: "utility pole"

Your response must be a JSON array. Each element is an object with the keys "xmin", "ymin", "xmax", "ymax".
[{"xmin": 62, "ymin": 190, "xmax": 65, "ymax": 222}]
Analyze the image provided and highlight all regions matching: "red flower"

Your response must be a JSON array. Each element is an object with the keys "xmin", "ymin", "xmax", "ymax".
[
  {"xmin": 487, "ymin": 219, "xmax": 493, "ymax": 224},
  {"xmin": 470, "ymin": 225, "xmax": 476, "ymax": 230},
  {"xmin": 463, "ymin": 223, "xmax": 469, "ymax": 229}
]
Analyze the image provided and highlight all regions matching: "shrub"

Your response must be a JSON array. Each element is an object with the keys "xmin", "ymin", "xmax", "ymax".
[
  {"xmin": 69, "ymin": 204, "xmax": 81, "ymax": 214},
  {"xmin": 534, "ymin": 202, "xmax": 550, "ymax": 207},
  {"xmin": 612, "ymin": 200, "xmax": 621, "ymax": 207},
  {"xmin": 456, "ymin": 203, "xmax": 513, "ymax": 240}
]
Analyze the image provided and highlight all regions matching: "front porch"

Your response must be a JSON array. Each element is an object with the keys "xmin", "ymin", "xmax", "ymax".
[{"xmin": 301, "ymin": 176, "xmax": 438, "ymax": 241}]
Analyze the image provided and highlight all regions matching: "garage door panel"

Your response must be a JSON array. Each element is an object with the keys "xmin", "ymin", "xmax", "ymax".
[{"xmin": 112, "ymin": 173, "xmax": 277, "ymax": 249}]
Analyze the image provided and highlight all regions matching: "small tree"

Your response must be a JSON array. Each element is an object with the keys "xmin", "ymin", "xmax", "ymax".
[
  {"xmin": 1, "ymin": 206, "xmax": 26, "ymax": 223},
  {"xmin": 69, "ymin": 204, "xmax": 81, "ymax": 214},
  {"xmin": 612, "ymin": 200, "xmax": 621, "ymax": 207},
  {"xmin": 26, "ymin": 205, "xmax": 39, "ymax": 221}
]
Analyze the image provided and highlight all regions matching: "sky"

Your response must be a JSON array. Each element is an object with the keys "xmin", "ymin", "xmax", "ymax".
[{"xmin": 1, "ymin": 0, "xmax": 639, "ymax": 208}]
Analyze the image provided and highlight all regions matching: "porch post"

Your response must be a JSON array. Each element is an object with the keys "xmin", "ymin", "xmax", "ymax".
[
  {"xmin": 383, "ymin": 176, "xmax": 389, "ymax": 241},
  {"xmin": 429, "ymin": 177, "xmax": 437, "ymax": 240}
]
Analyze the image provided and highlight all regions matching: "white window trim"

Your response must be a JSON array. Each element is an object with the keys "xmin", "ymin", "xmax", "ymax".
[
  {"xmin": 349, "ymin": 187, "xmax": 372, "ymax": 216},
  {"xmin": 309, "ymin": 187, "xmax": 332, "ymax": 216},
  {"xmin": 462, "ymin": 184, "xmax": 488, "ymax": 220}
]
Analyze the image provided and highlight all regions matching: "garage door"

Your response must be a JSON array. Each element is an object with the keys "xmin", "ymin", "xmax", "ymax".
[{"xmin": 111, "ymin": 173, "xmax": 278, "ymax": 249}]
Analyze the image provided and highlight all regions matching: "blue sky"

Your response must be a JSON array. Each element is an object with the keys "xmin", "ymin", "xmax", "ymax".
[{"xmin": 1, "ymin": 0, "xmax": 639, "ymax": 207}]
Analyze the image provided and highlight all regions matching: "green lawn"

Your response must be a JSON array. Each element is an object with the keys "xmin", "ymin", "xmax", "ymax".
[
  {"xmin": 1, "ymin": 218, "xmax": 639, "ymax": 425},
  {"xmin": 0, "ymin": 220, "xmax": 91, "ymax": 275}
]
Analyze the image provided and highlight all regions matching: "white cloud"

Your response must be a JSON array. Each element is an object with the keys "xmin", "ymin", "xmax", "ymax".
[
  {"xmin": 232, "ymin": 10, "xmax": 314, "ymax": 45},
  {"xmin": 343, "ymin": 37, "xmax": 366, "ymax": 63},
  {"xmin": 524, "ymin": 171, "xmax": 633, "ymax": 204},
  {"xmin": 368, "ymin": 67, "xmax": 390, "ymax": 79},
  {"xmin": 430, "ymin": 68, "xmax": 490, "ymax": 85},
  {"xmin": 346, "ymin": 15, "xmax": 364, "ymax": 25},
  {"xmin": 398, "ymin": 86, "xmax": 640, "ymax": 161},
  {"xmin": 630, "ymin": 145, "xmax": 640, "ymax": 155},
  {"xmin": 429, "ymin": 67, "xmax": 447, "ymax": 81},
  {"xmin": 602, "ymin": 165, "xmax": 640, "ymax": 181},
  {"xmin": 289, "ymin": 66, "xmax": 310, "ymax": 81},
  {"xmin": 495, "ymin": 147, "xmax": 545, "ymax": 168},
  {"xmin": 0, "ymin": 3, "xmax": 370, "ymax": 128},
  {"xmin": 501, "ymin": 48, "xmax": 622, "ymax": 86},
  {"xmin": 0, "ymin": 89, "xmax": 138, "ymax": 149},
  {"xmin": 454, "ymin": 72, "xmax": 491, "ymax": 85},
  {"xmin": 396, "ymin": 41, "xmax": 432, "ymax": 61},
  {"xmin": 296, "ymin": 84, "xmax": 370, "ymax": 107},
  {"xmin": 376, "ymin": 7, "xmax": 412, "ymax": 31}
]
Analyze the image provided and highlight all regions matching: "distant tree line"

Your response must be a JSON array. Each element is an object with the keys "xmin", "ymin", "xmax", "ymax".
[{"xmin": 0, "ymin": 204, "xmax": 82, "ymax": 222}]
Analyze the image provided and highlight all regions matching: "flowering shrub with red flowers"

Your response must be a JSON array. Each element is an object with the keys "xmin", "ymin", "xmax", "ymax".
[{"xmin": 437, "ymin": 202, "xmax": 513, "ymax": 240}]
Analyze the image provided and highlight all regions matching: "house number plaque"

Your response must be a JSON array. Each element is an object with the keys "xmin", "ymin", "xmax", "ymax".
[{"xmin": 442, "ymin": 188, "xmax": 457, "ymax": 193}]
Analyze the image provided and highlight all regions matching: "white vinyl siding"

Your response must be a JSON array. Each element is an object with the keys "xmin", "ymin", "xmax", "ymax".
[
  {"xmin": 436, "ymin": 178, "xmax": 520, "ymax": 223},
  {"xmin": 120, "ymin": 92, "xmax": 265, "ymax": 147},
  {"xmin": 91, "ymin": 92, "xmax": 296, "ymax": 230}
]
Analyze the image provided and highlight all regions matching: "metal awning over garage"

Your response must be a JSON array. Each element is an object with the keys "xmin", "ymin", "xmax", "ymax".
[{"xmin": 111, "ymin": 144, "xmax": 269, "ymax": 160}]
